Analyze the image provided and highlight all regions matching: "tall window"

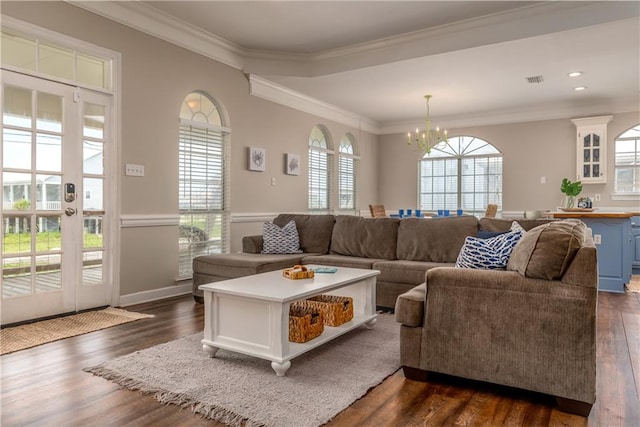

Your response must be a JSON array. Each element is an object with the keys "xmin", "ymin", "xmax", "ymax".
[
  {"xmin": 338, "ymin": 134, "xmax": 358, "ymax": 210},
  {"xmin": 308, "ymin": 125, "xmax": 333, "ymax": 210},
  {"xmin": 419, "ymin": 136, "xmax": 502, "ymax": 216},
  {"xmin": 178, "ymin": 92, "xmax": 230, "ymax": 279},
  {"xmin": 614, "ymin": 125, "xmax": 640, "ymax": 195}
]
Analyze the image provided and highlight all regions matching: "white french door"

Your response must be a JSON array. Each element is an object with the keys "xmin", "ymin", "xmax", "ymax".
[{"xmin": 1, "ymin": 70, "xmax": 114, "ymax": 325}]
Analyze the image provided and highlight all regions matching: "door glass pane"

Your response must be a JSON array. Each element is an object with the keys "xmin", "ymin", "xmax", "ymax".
[
  {"xmin": 36, "ymin": 92, "xmax": 62, "ymax": 132},
  {"xmin": 77, "ymin": 54, "xmax": 111, "ymax": 90},
  {"xmin": 2, "ymin": 256, "xmax": 32, "ymax": 297},
  {"xmin": 2, "ymin": 214, "xmax": 31, "ymax": 254},
  {"xmin": 36, "ymin": 134, "xmax": 62, "ymax": 172},
  {"xmin": 3, "ymin": 86, "xmax": 32, "ymax": 127},
  {"xmin": 3, "ymin": 172, "xmax": 32, "ymax": 210},
  {"xmin": 593, "ymin": 164, "xmax": 600, "ymax": 177},
  {"xmin": 583, "ymin": 135, "xmax": 590, "ymax": 148},
  {"xmin": 83, "ymin": 216, "xmax": 103, "ymax": 249},
  {"xmin": 35, "ymin": 175, "xmax": 62, "ymax": 211},
  {"xmin": 35, "ymin": 254, "xmax": 61, "ymax": 292},
  {"xmin": 1, "ymin": 30, "xmax": 36, "ymax": 71},
  {"xmin": 83, "ymin": 178, "xmax": 103, "ymax": 211},
  {"xmin": 39, "ymin": 44, "xmax": 74, "ymax": 81},
  {"xmin": 84, "ymin": 103, "xmax": 104, "ymax": 139},
  {"xmin": 593, "ymin": 149, "xmax": 600, "ymax": 162},
  {"xmin": 83, "ymin": 141, "xmax": 103, "ymax": 174},
  {"xmin": 3, "ymin": 129, "xmax": 31, "ymax": 169},
  {"xmin": 35, "ymin": 215, "xmax": 61, "ymax": 250},
  {"xmin": 593, "ymin": 134, "xmax": 600, "ymax": 147},
  {"xmin": 583, "ymin": 149, "xmax": 590, "ymax": 162},
  {"xmin": 83, "ymin": 251, "xmax": 103, "ymax": 286},
  {"xmin": 584, "ymin": 165, "xmax": 591, "ymax": 178}
]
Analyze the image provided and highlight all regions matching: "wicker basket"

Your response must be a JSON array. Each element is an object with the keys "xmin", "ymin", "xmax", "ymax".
[
  {"xmin": 305, "ymin": 295, "xmax": 354, "ymax": 327},
  {"xmin": 289, "ymin": 301, "xmax": 324, "ymax": 343}
]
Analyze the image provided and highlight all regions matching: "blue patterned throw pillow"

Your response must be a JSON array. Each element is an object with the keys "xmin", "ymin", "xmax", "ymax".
[
  {"xmin": 261, "ymin": 220, "xmax": 303, "ymax": 254},
  {"xmin": 456, "ymin": 222, "xmax": 524, "ymax": 269}
]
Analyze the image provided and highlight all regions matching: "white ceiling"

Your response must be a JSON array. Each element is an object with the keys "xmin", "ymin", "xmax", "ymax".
[{"xmin": 75, "ymin": 1, "xmax": 639, "ymax": 133}]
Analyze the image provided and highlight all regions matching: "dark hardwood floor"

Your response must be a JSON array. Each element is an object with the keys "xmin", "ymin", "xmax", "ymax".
[{"xmin": 1, "ymin": 291, "xmax": 638, "ymax": 426}]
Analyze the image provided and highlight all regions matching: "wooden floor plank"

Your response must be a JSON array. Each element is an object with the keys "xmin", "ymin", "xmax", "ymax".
[{"xmin": 1, "ymin": 292, "xmax": 639, "ymax": 426}]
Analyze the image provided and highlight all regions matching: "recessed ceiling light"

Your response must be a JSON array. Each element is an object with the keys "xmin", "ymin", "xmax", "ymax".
[
  {"xmin": 574, "ymin": 86, "xmax": 587, "ymax": 91},
  {"xmin": 568, "ymin": 71, "xmax": 583, "ymax": 77}
]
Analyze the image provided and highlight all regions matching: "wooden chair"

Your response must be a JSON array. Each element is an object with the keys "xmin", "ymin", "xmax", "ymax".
[
  {"xmin": 369, "ymin": 204, "xmax": 387, "ymax": 218},
  {"xmin": 485, "ymin": 204, "xmax": 498, "ymax": 218}
]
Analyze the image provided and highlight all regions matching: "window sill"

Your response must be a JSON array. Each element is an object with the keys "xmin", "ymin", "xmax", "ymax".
[{"xmin": 610, "ymin": 193, "xmax": 640, "ymax": 201}]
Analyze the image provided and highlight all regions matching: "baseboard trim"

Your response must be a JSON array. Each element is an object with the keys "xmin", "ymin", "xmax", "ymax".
[{"xmin": 119, "ymin": 283, "xmax": 192, "ymax": 307}]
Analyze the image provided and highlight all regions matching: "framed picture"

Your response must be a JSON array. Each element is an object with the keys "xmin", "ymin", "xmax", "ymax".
[
  {"xmin": 248, "ymin": 147, "xmax": 266, "ymax": 172},
  {"xmin": 286, "ymin": 153, "xmax": 300, "ymax": 175}
]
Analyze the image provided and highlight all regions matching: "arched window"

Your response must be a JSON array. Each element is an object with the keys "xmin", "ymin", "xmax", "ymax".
[
  {"xmin": 308, "ymin": 125, "xmax": 333, "ymax": 211},
  {"xmin": 614, "ymin": 124, "xmax": 640, "ymax": 195},
  {"xmin": 338, "ymin": 134, "xmax": 359, "ymax": 211},
  {"xmin": 178, "ymin": 91, "xmax": 230, "ymax": 279},
  {"xmin": 419, "ymin": 136, "xmax": 502, "ymax": 216}
]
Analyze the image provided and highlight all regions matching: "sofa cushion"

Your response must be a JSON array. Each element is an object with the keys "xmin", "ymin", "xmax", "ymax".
[
  {"xmin": 479, "ymin": 217, "xmax": 555, "ymax": 232},
  {"xmin": 455, "ymin": 223, "xmax": 524, "ymax": 270},
  {"xmin": 507, "ymin": 219, "xmax": 586, "ymax": 280},
  {"xmin": 261, "ymin": 220, "xmax": 303, "ymax": 254},
  {"xmin": 274, "ymin": 214, "xmax": 335, "ymax": 254},
  {"xmin": 395, "ymin": 283, "xmax": 426, "ymax": 327},
  {"xmin": 373, "ymin": 260, "xmax": 451, "ymax": 286},
  {"xmin": 329, "ymin": 216, "xmax": 399, "ymax": 259},
  {"xmin": 396, "ymin": 216, "xmax": 480, "ymax": 263},
  {"xmin": 193, "ymin": 253, "xmax": 306, "ymax": 279},
  {"xmin": 302, "ymin": 254, "xmax": 381, "ymax": 269}
]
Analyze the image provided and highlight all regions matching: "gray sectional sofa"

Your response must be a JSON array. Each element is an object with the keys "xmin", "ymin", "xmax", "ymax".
[
  {"xmin": 192, "ymin": 213, "xmax": 553, "ymax": 308},
  {"xmin": 394, "ymin": 219, "xmax": 598, "ymax": 416}
]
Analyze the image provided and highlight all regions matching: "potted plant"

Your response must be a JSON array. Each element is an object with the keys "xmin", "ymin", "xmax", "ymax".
[{"xmin": 560, "ymin": 178, "xmax": 582, "ymax": 208}]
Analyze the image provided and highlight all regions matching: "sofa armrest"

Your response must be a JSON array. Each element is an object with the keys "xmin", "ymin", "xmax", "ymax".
[
  {"xmin": 242, "ymin": 235, "xmax": 263, "ymax": 254},
  {"xmin": 395, "ymin": 283, "xmax": 426, "ymax": 327}
]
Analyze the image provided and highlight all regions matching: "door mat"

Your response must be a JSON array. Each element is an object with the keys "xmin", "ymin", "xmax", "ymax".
[{"xmin": 1, "ymin": 307, "xmax": 154, "ymax": 355}]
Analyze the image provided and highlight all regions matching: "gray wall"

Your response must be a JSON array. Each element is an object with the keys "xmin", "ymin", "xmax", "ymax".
[
  {"xmin": 3, "ymin": 2, "xmax": 639, "ymax": 299},
  {"xmin": 2, "ymin": 2, "xmax": 379, "ymax": 295},
  {"xmin": 379, "ymin": 111, "xmax": 640, "ymax": 213}
]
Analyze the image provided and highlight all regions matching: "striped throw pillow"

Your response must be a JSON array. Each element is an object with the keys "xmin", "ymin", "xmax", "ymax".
[{"xmin": 261, "ymin": 220, "xmax": 303, "ymax": 254}]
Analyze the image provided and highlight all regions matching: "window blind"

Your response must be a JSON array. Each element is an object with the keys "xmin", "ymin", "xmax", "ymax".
[{"xmin": 178, "ymin": 123, "xmax": 228, "ymax": 279}]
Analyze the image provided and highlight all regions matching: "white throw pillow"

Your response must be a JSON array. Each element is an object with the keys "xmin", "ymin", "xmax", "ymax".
[{"xmin": 261, "ymin": 220, "xmax": 303, "ymax": 254}]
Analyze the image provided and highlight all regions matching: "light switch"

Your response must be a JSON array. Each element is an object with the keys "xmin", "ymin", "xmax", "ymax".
[{"xmin": 125, "ymin": 163, "xmax": 145, "ymax": 177}]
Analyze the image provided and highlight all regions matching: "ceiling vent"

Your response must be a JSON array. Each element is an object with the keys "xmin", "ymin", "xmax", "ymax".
[{"xmin": 526, "ymin": 75, "xmax": 544, "ymax": 84}]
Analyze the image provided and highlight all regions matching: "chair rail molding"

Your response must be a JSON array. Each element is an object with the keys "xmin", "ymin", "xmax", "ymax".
[{"xmin": 120, "ymin": 214, "xmax": 180, "ymax": 228}]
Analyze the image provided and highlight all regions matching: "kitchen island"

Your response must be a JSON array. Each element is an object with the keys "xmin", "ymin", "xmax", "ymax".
[{"xmin": 552, "ymin": 211, "xmax": 633, "ymax": 292}]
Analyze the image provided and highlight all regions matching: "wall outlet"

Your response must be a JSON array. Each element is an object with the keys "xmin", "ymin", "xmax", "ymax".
[
  {"xmin": 540, "ymin": 176, "xmax": 546, "ymax": 184},
  {"xmin": 125, "ymin": 163, "xmax": 145, "ymax": 177},
  {"xmin": 271, "ymin": 177, "xmax": 276, "ymax": 186},
  {"xmin": 594, "ymin": 193, "xmax": 601, "ymax": 202},
  {"xmin": 593, "ymin": 234, "xmax": 602, "ymax": 245}
]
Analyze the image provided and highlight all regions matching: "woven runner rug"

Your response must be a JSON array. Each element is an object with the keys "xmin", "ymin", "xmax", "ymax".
[
  {"xmin": 84, "ymin": 313, "xmax": 400, "ymax": 427},
  {"xmin": 1, "ymin": 307, "xmax": 154, "ymax": 355},
  {"xmin": 626, "ymin": 275, "xmax": 640, "ymax": 293}
]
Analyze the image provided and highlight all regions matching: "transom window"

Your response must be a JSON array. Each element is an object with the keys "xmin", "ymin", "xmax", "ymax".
[
  {"xmin": 614, "ymin": 125, "xmax": 640, "ymax": 195},
  {"xmin": 338, "ymin": 134, "xmax": 358, "ymax": 211},
  {"xmin": 1, "ymin": 28, "xmax": 112, "ymax": 91},
  {"xmin": 308, "ymin": 125, "xmax": 333, "ymax": 211},
  {"xmin": 419, "ymin": 136, "xmax": 502, "ymax": 216},
  {"xmin": 178, "ymin": 92, "xmax": 230, "ymax": 279}
]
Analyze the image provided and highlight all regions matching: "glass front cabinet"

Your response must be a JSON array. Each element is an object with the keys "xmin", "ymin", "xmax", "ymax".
[{"xmin": 571, "ymin": 115, "xmax": 613, "ymax": 184}]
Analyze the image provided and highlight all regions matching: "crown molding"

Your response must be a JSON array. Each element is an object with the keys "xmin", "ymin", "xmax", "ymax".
[
  {"xmin": 381, "ymin": 97, "xmax": 640, "ymax": 134},
  {"xmin": 67, "ymin": 0, "xmax": 246, "ymax": 70},
  {"xmin": 249, "ymin": 75, "xmax": 380, "ymax": 134}
]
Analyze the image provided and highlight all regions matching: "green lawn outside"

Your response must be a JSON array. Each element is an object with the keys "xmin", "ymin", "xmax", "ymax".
[{"xmin": 2, "ymin": 232, "xmax": 103, "ymax": 254}]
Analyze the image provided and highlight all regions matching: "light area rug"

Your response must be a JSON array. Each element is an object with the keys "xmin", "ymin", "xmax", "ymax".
[
  {"xmin": 1, "ymin": 307, "xmax": 154, "ymax": 355},
  {"xmin": 626, "ymin": 275, "xmax": 640, "ymax": 293},
  {"xmin": 84, "ymin": 313, "xmax": 400, "ymax": 427}
]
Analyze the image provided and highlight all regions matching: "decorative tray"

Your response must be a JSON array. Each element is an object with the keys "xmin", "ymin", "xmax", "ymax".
[
  {"xmin": 558, "ymin": 207, "xmax": 595, "ymax": 212},
  {"xmin": 283, "ymin": 265, "xmax": 315, "ymax": 280}
]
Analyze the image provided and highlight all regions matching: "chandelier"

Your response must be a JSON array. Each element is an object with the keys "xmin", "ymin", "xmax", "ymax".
[{"xmin": 407, "ymin": 95, "xmax": 447, "ymax": 154}]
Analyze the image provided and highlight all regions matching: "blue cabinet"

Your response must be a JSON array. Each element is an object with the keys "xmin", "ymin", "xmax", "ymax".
[
  {"xmin": 580, "ymin": 217, "xmax": 632, "ymax": 293},
  {"xmin": 632, "ymin": 216, "xmax": 640, "ymax": 275}
]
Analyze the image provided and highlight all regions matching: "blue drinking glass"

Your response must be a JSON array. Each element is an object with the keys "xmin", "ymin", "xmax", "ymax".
[
  {"xmin": 415, "ymin": 209, "xmax": 422, "ymax": 218},
  {"xmin": 398, "ymin": 209, "xmax": 404, "ymax": 218},
  {"xmin": 444, "ymin": 209, "xmax": 450, "ymax": 216},
  {"xmin": 437, "ymin": 209, "xmax": 443, "ymax": 216},
  {"xmin": 406, "ymin": 209, "xmax": 412, "ymax": 217},
  {"xmin": 457, "ymin": 209, "xmax": 463, "ymax": 216}
]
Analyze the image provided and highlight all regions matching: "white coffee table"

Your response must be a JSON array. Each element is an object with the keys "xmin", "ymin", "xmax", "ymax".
[{"xmin": 199, "ymin": 265, "xmax": 379, "ymax": 376}]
